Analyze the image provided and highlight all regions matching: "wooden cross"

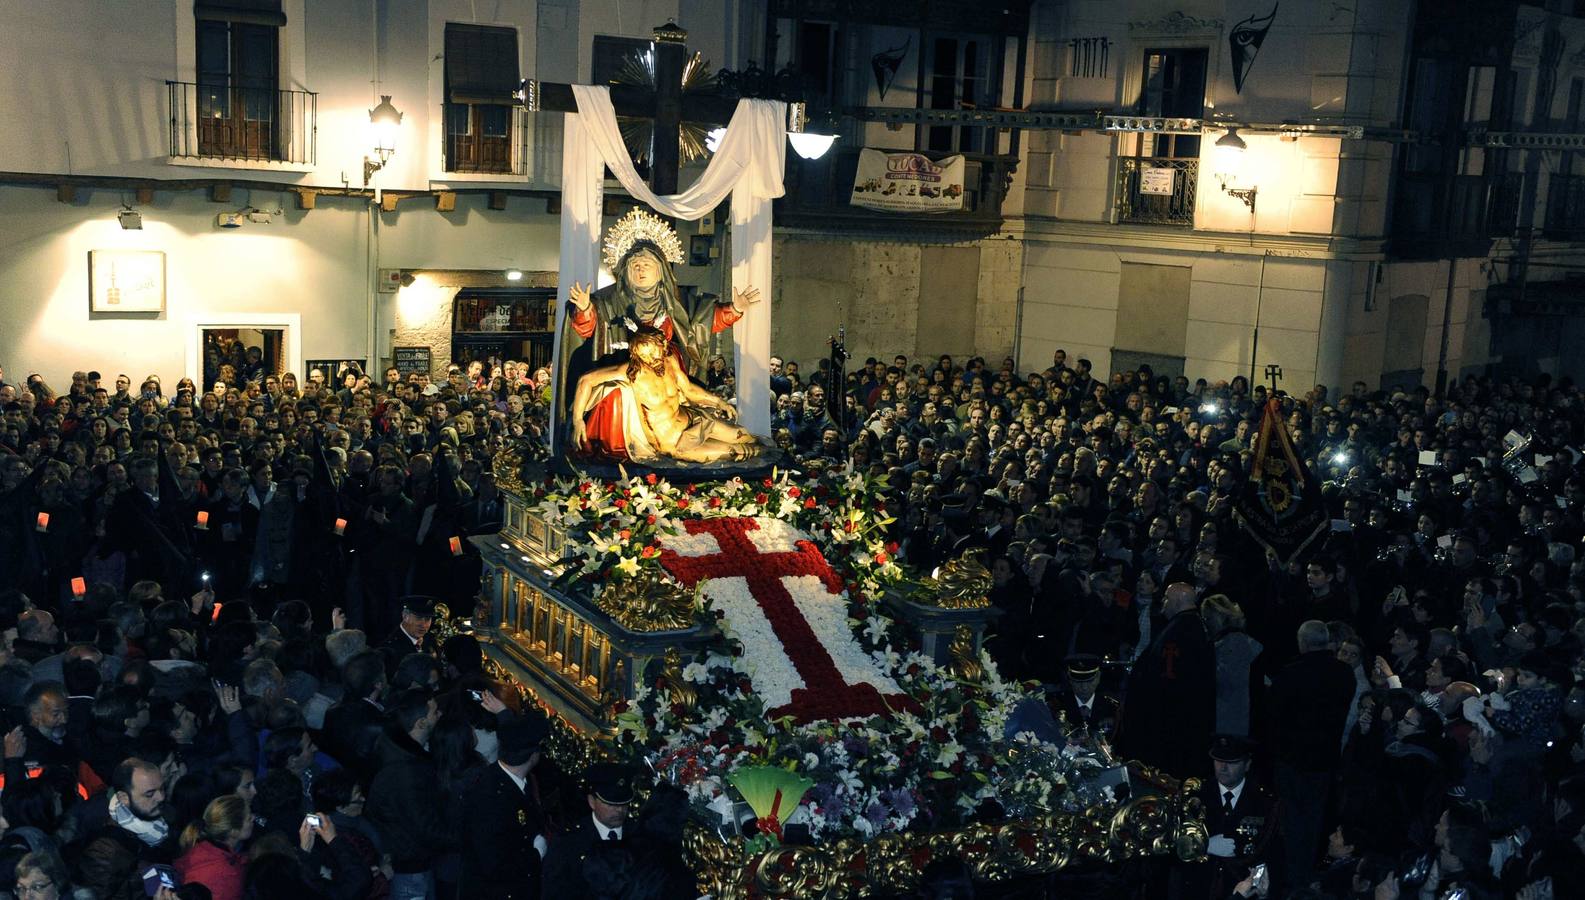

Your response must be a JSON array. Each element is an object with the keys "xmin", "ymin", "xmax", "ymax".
[{"xmin": 520, "ymin": 21, "xmax": 739, "ymax": 194}]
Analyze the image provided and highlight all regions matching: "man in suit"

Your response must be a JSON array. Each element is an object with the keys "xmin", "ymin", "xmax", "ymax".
[
  {"xmin": 1269, "ymin": 619, "xmax": 1356, "ymax": 894},
  {"xmin": 110, "ymin": 455, "xmax": 192, "ymax": 589},
  {"xmin": 1048, "ymin": 655, "xmax": 1120, "ymax": 738},
  {"xmin": 542, "ymin": 763, "xmax": 638, "ymax": 897},
  {"xmin": 1181, "ymin": 735, "xmax": 1280, "ymax": 899},
  {"xmin": 379, "ymin": 595, "xmax": 439, "ymax": 664},
  {"xmin": 459, "ymin": 709, "xmax": 550, "ymax": 899},
  {"xmin": 320, "ymin": 651, "xmax": 388, "ymax": 779}
]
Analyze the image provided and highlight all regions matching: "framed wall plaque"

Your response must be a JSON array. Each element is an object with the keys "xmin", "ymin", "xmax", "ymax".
[{"xmin": 89, "ymin": 250, "xmax": 165, "ymax": 314}]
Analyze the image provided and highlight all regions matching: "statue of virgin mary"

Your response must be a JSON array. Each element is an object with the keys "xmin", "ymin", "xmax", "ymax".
[{"xmin": 556, "ymin": 209, "xmax": 759, "ymax": 435}]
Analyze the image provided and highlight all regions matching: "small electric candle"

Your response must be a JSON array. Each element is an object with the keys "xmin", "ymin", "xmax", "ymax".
[
  {"xmin": 35, "ymin": 512, "xmax": 49, "ymax": 532},
  {"xmin": 195, "ymin": 510, "xmax": 210, "ymax": 530}
]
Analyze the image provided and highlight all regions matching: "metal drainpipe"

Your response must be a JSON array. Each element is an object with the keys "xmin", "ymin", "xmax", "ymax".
[
  {"xmin": 1249, "ymin": 252, "xmax": 1268, "ymax": 387},
  {"xmin": 1434, "ymin": 256, "xmax": 1456, "ymax": 399}
]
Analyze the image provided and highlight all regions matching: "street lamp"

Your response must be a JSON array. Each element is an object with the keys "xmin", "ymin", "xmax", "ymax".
[
  {"xmin": 787, "ymin": 102, "xmax": 837, "ymax": 160},
  {"xmin": 364, "ymin": 95, "xmax": 403, "ymax": 185},
  {"xmin": 1214, "ymin": 127, "xmax": 1257, "ymax": 212}
]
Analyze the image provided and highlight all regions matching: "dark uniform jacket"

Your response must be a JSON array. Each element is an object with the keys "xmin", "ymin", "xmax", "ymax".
[
  {"xmin": 542, "ymin": 815, "xmax": 640, "ymax": 899},
  {"xmin": 378, "ymin": 625, "xmax": 438, "ymax": 667},
  {"xmin": 1048, "ymin": 689, "xmax": 1121, "ymax": 738},
  {"xmin": 1189, "ymin": 777, "xmax": 1281, "ymax": 899},
  {"xmin": 457, "ymin": 763, "xmax": 545, "ymax": 899}
]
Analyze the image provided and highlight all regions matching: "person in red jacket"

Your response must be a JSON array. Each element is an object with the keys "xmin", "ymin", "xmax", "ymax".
[{"xmin": 174, "ymin": 794, "xmax": 251, "ymax": 900}]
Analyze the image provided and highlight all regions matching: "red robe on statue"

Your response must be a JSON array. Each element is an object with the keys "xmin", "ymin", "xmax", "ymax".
[{"xmin": 570, "ymin": 303, "xmax": 743, "ymax": 460}]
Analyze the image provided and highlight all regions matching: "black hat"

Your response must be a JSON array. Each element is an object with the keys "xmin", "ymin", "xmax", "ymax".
[
  {"xmin": 400, "ymin": 595, "xmax": 438, "ymax": 618},
  {"xmin": 1208, "ymin": 734, "xmax": 1255, "ymax": 762},
  {"xmin": 498, "ymin": 711, "xmax": 550, "ymax": 765},
  {"xmin": 586, "ymin": 762, "xmax": 636, "ymax": 805},
  {"xmin": 1066, "ymin": 655, "xmax": 1102, "ymax": 680}
]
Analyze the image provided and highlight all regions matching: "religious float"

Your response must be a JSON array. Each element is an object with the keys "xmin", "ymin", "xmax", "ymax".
[
  {"xmin": 457, "ymin": 47, "xmax": 1205, "ymax": 894},
  {"xmin": 467, "ymin": 458, "xmax": 1207, "ymax": 897}
]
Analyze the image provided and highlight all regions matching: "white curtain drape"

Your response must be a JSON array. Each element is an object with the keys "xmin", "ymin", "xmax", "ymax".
[{"xmin": 549, "ymin": 86, "xmax": 785, "ymax": 440}]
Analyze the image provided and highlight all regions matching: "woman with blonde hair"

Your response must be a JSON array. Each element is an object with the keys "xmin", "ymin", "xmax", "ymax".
[
  {"xmin": 1203, "ymin": 594, "xmax": 1262, "ymax": 737},
  {"xmin": 175, "ymin": 794, "xmax": 253, "ymax": 900}
]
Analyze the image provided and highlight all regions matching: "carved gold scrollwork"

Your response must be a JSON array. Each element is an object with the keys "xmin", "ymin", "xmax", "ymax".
[
  {"xmin": 491, "ymin": 440, "xmax": 526, "ymax": 493},
  {"xmin": 679, "ymin": 777, "xmax": 1207, "ymax": 899},
  {"xmin": 597, "ymin": 574, "xmax": 699, "ymax": 632},
  {"xmin": 659, "ymin": 648, "xmax": 699, "ymax": 717},
  {"xmin": 481, "ymin": 657, "xmax": 608, "ymax": 776},
  {"xmin": 910, "ymin": 550, "xmax": 993, "ymax": 609},
  {"xmin": 945, "ymin": 624, "xmax": 984, "ymax": 683}
]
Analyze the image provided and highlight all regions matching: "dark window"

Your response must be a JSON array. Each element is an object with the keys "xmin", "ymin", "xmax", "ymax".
[
  {"xmin": 195, "ymin": 4, "xmax": 281, "ymax": 160},
  {"xmin": 1136, "ymin": 48, "xmax": 1208, "ymax": 159},
  {"xmin": 923, "ymin": 34, "xmax": 997, "ymax": 153},
  {"xmin": 1403, "ymin": 57, "xmax": 1456, "ymax": 174},
  {"xmin": 592, "ymin": 35, "xmax": 653, "ymax": 85},
  {"xmin": 797, "ymin": 22, "xmax": 835, "ymax": 102},
  {"xmin": 444, "ymin": 23, "xmax": 519, "ymax": 174}
]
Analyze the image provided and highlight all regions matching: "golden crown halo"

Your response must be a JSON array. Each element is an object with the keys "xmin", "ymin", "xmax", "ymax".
[{"xmin": 602, "ymin": 209, "xmax": 686, "ymax": 274}]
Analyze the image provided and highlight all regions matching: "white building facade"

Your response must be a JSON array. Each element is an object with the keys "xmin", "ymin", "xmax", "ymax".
[{"xmin": 1, "ymin": 0, "xmax": 1581, "ymax": 394}]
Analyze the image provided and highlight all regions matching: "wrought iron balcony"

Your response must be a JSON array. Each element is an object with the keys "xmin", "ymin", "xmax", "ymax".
[
  {"xmin": 1390, "ymin": 172, "xmax": 1497, "ymax": 258},
  {"xmin": 775, "ymin": 147, "xmax": 1017, "ymax": 234},
  {"xmin": 1114, "ymin": 156, "xmax": 1198, "ymax": 226},
  {"xmin": 1544, "ymin": 172, "xmax": 1585, "ymax": 241},
  {"xmin": 167, "ymin": 81, "xmax": 316, "ymax": 165},
  {"xmin": 443, "ymin": 104, "xmax": 557, "ymax": 178}
]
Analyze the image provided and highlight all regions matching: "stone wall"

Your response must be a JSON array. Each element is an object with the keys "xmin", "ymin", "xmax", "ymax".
[
  {"xmin": 389, "ymin": 271, "xmax": 559, "ymax": 379},
  {"xmin": 772, "ymin": 234, "xmax": 1023, "ymax": 371}
]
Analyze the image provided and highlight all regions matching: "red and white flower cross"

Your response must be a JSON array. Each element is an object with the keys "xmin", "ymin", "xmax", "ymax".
[{"xmin": 658, "ymin": 517, "xmax": 912, "ymax": 724}]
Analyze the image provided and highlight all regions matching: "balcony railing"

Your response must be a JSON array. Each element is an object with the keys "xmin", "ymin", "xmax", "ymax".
[
  {"xmin": 1390, "ymin": 172, "xmax": 1496, "ymax": 258},
  {"xmin": 1115, "ymin": 157, "xmax": 1198, "ymax": 226},
  {"xmin": 443, "ymin": 105, "xmax": 560, "ymax": 181},
  {"xmin": 167, "ymin": 81, "xmax": 316, "ymax": 165},
  {"xmin": 1487, "ymin": 171, "xmax": 1524, "ymax": 238}
]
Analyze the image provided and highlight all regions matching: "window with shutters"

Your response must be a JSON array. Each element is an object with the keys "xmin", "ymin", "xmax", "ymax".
[
  {"xmin": 444, "ymin": 23, "xmax": 520, "ymax": 174},
  {"xmin": 194, "ymin": 0, "xmax": 284, "ymax": 160}
]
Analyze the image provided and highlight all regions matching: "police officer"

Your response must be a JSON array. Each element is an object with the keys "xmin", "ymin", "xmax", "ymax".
[
  {"xmin": 459, "ymin": 710, "xmax": 550, "ymax": 899},
  {"xmin": 541, "ymin": 763, "xmax": 638, "ymax": 897},
  {"xmin": 1183, "ymin": 734, "xmax": 1280, "ymax": 899},
  {"xmin": 379, "ymin": 595, "xmax": 439, "ymax": 664},
  {"xmin": 1048, "ymin": 655, "xmax": 1120, "ymax": 737}
]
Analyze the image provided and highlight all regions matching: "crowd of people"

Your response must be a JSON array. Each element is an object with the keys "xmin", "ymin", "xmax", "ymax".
[{"xmin": 1, "ymin": 343, "xmax": 1584, "ymax": 899}]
